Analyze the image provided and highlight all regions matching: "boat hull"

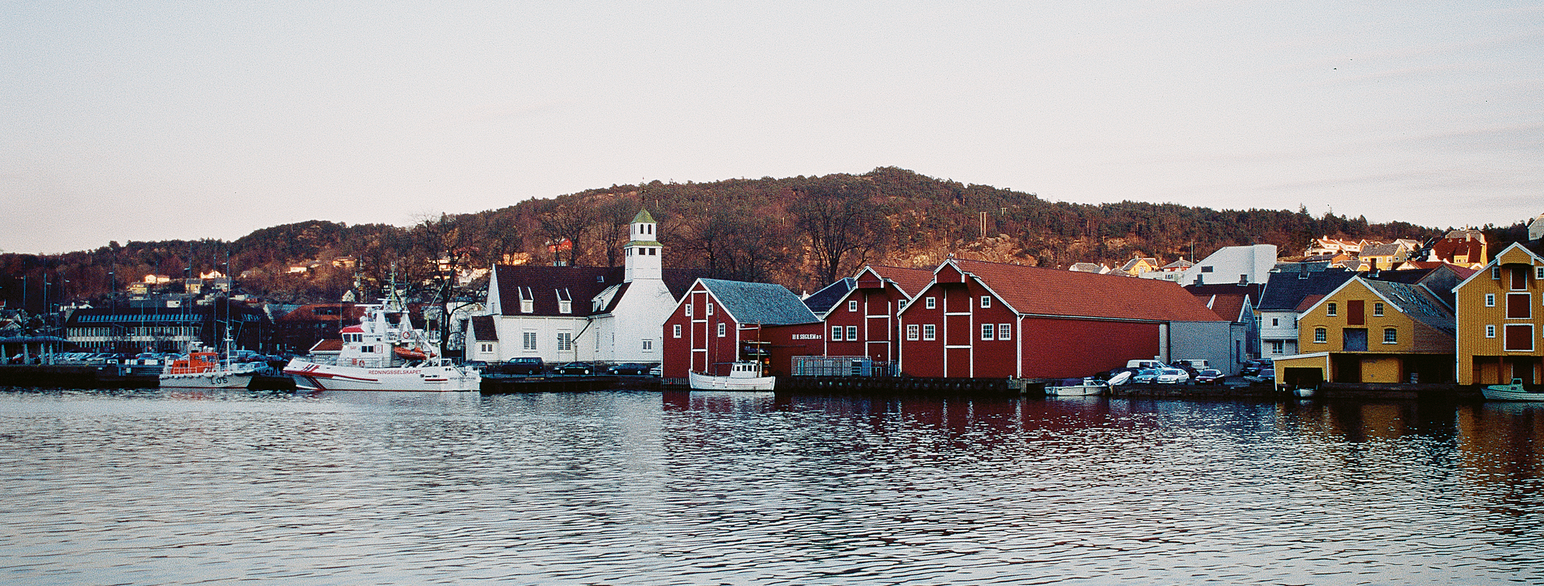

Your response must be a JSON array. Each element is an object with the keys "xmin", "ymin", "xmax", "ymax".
[
  {"xmin": 1045, "ymin": 384, "xmax": 1105, "ymax": 396},
  {"xmin": 1482, "ymin": 385, "xmax": 1544, "ymax": 402},
  {"xmin": 159, "ymin": 370, "xmax": 258, "ymax": 389},
  {"xmin": 689, "ymin": 370, "xmax": 776, "ymax": 391},
  {"xmin": 283, "ymin": 359, "xmax": 482, "ymax": 392}
]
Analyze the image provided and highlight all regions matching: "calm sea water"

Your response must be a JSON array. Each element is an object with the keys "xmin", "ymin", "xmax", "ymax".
[{"xmin": 1, "ymin": 388, "xmax": 1541, "ymax": 585}]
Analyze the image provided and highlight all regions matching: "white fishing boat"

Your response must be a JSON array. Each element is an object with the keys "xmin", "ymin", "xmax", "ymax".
[
  {"xmin": 689, "ymin": 361, "xmax": 775, "ymax": 391},
  {"xmin": 1482, "ymin": 378, "xmax": 1544, "ymax": 402},
  {"xmin": 1045, "ymin": 370, "xmax": 1130, "ymax": 396},
  {"xmin": 283, "ymin": 294, "xmax": 480, "ymax": 392},
  {"xmin": 159, "ymin": 341, "xmax": 264, "ymax": 389}
]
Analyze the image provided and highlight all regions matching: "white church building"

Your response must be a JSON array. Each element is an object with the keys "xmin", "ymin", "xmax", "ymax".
[{"xmin": 465, "ymin": 209, "xmax": 703, "ymax": 366}]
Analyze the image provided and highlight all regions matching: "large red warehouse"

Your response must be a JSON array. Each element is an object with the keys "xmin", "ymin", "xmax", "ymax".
[{"xmin": 897, "ymin": 258, "xmax": 1228, "ymax": 379}]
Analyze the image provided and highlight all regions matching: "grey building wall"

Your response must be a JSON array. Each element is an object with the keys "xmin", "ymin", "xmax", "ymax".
[{"xmin": 1168, "ymin": 320, "xmax": 1242, "ymax": 375}]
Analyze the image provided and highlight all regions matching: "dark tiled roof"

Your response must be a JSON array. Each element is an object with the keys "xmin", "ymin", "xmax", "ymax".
[
  {"xmin": 471, "ymin": 315, "xmax": 498, "ymax": 341},
  {"xmin": 491, "ymin": 265, "xmax": 708, "ymax": 317},
  {"xmin": 700, "ymin": 279, "xmax": 819, "ymax": 325},
  {"xmin": 1363, "ymin": 279, "xmax": 1455, "ymax": 335},
  {"xmin": 803, "ymin": 278, "xmax": 855, "ymax": 315},
  {"xmin": 950, "ymin": 259, "xmax": 1224, "ymax": 322},
  {"xmin": 1257, "ymin": 269, "xmax": 1356, "ymax": 312}
]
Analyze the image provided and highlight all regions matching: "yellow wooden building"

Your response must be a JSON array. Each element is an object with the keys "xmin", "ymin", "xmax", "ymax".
[
  {"xmin": 1294, "ymin": 276, "xmax": 1456, "ymax": 384},
  {"xmin": 1453, "ymin": 243, "xmax": 1544, "ymax": 385}
]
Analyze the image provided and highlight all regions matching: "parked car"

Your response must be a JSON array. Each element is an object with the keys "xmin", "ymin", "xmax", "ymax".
[
  {"xmin": 1156, "ymin": 368, "xmax": 1190, "ymax": 384},
  {"xmin": 608, "ymin": 362, "xmax": 655, "ymax": 375},
  {"xmin": 551, "ymin": 361, "xmax": 595, "ymax": 375},
  {"xmin": 1131, "ymin": 368, "xmax": 1161, "ymax": 384},
  {"xmin": 1193, "ymin": 369, "xmax": 1225, "ymax": 385},
  {"xmin": 648, "ymin": 364, "xmax": 662, "ymax": 377},
  {"xmin": 495, "ymin": 357, "xmax": 545, "ymax": 375},
  {"xmin": 1240, "ymin": 360, "xmax": 1264, "ymax": 376}
]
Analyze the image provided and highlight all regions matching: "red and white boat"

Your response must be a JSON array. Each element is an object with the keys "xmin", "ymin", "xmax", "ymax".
[
  {"xmin": 283, "ymin": 295, "xmax": 481, "ymax": 392},
  {"xmin": 160, "ymin": 341, "xmax": 264, "ymax": 389}
]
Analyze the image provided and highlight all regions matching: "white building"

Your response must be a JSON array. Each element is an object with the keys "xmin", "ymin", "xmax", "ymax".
[
  {"xmin": 1178, "ymin": 244, "xmax": 1278, "ymax": 287},
  {"xmin": 465, "ymin": 209, "xmax": 702, "ymax": 366}
]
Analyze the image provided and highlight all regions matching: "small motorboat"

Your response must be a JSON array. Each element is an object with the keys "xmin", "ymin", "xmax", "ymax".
[
  {"xmin": 1482, "ymin": 378, "xmax": 1544, "ymax": 402},
  {"xmin": 1045, "ymin": 370, "xmax": 1130, "ymax": 396}
]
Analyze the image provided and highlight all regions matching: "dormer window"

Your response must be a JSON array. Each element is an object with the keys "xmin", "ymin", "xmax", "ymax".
[
  {"xmin": 556, "ymin": 288, "xmax": 572, "ymax": 314},
  {"xmin": 519, "ymin": 287, "xmax": 534, "ymax": 313}
]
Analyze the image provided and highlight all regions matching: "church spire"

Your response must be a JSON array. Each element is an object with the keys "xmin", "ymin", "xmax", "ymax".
[{"xmin": 624, "ymin": 208, "xmax": 662, "ymax": 282}]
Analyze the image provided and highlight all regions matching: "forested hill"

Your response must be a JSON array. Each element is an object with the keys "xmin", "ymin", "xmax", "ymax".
[{"xmin": 5, "ymin": 167, "xmax": 1513, "ymax": 306}]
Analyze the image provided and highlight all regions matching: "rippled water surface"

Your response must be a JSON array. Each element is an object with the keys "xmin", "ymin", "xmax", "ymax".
[{"xmin": 2, "ymin": 388, "xmax": 1542, "ymax": 585}]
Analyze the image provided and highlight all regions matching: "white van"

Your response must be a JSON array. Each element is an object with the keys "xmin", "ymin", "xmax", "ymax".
[
  {"xmin": 1171, "ymin": 359, "xmax": 1209, "ymax": 370},
  {"xmin": 1126, "ymin": 359, "xmax": 1165, "ymax": 370}
]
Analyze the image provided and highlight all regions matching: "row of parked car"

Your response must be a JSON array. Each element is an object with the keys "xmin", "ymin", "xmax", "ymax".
[
  {"xmin": 1109, "ymin": 359, "xmax": 1228, "ymax": 386},
  {"xmin": 475, "ymin": 357, "xmax": 661, "ymax": 377}
]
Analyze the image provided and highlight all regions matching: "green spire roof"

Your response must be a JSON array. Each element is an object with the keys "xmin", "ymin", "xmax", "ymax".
[{"xmin": 631, "ymin": 208, "xmax": 656, "ymax": 224}]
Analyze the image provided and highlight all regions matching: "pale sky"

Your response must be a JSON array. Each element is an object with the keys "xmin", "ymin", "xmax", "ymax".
[{"xmin": 3, "ymin": 1, "xmax": 1541, "ymax": 255}]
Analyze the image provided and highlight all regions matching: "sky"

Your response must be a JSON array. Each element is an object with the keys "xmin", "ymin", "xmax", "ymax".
[{"xmin": 3, "ymin": 1, "xmax": 1542, "ymax": 255}]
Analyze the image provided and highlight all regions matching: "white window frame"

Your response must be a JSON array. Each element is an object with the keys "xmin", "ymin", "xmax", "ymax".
[
  {"xmin": 672, "ymin": 324, "xmax": 682, "ymax": 338},
  {"xmin": 1492, "ymin": 267, "xmax": 1501, "ymax": 280},
  {"xmin": 1315, "ymin": 327, "xmax": 1327, "ymax": 343},
  {"xmin": 685, "ymin": 303, "xmax": 693, "ymax": 317},
  {"xmin": 831, "ymin": 325, "xmax": 843, "ymax": 342},
  {"xmin": 980, "ymin": 296, "xmax": 991, "ymax": 309},
  {"xmin": 981, "ymin": 323, "xmax": 994, "ymax": 340},
  {"xmin": 906, "ymin": 324, "xmax": 919, "ymax": 341},
  {"xmin": 1537, "ymin": 266, "xmax": 1544, "ymax": 281},
  {"xmin": 926, "ymin": 297, "xmax": 936, "ymax": 309},
  {"xmin": 848, "ymin": 300, "xmax": 858, "ymax": 312},
  {"xmin": 1327, "ymin": 303, "xmax": 1337, "ymax": 317},
  {"xmin": 556, "ymin": 332, "xmax": 573, "ymax": 352},
  {"xmin": 523, "ymin": 331, "xmax": 538, "ymax": 351},
  {"xmin": 1373, "ymin": 302, "xmax": 1384, "ymax": 317},
  {"xmin": 998, "ymin": 323, "xmax": 1011, "ymax": 340},
  {"xmin": 1486, "ymin": 324, "xmax": 1496, "ymax": 338},
  {"xmin": 1383, "ymin": 328, "xmax": 1398, "ymax": 345},
  {"xmin": 642, "ymin": 339, "xmax": 653, "ymax": 351},
  {"xmin": 706, "ymin": 303, "xmax": 714, "ymax": 316},
  {"xmin": 923, "ymin": 324, "xmax": 936, "ymax": 341},
  {"xmin": 717, "ymin": 323, "xmax": 726, "ymax": 338},
  {"xmin": 846, "ymin": 325, "xmax": 857, "ymax": 341},
  {"xmin": 1485, "ymin": 294, "xmax": 1495, "ymax": 307}
]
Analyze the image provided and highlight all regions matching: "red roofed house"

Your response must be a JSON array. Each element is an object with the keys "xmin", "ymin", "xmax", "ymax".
[
  {"xmin": 897, "ymin": 258, "xmax": 1230, "ymax": 379},
  {"xmin": 1430, "ymin": 229, "xmax": 1488, "ymax": 269},
  {"xmin": 815, "ymin": 265, "xmax": 936, "ymax": 363}
]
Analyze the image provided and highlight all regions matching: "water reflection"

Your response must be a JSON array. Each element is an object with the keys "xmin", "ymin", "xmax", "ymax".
[{"xmin": 2, "ymin": 387, "xmax": 1542, "ymax": 584}]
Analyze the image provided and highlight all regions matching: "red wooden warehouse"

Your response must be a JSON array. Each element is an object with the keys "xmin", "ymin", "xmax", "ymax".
[
  {"xmin": 897, "ymin": 258, "xmax": 1228, "ymax": 379},
  {"xmin": 815, "ymin": 265, "xmax": 935, "ymax": 363},
  {"xmin": 661, "ymin": 278, "xmax": 822, "ymax": 379}
]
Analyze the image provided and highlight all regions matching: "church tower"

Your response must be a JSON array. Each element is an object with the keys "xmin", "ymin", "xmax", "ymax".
[{"xmin": 623, "ymin": 208, "xmax": 662, "ymax": 283}]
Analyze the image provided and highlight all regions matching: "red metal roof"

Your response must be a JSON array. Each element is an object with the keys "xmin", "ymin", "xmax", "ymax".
[
  {"xmin": 950, "ymin": 259, "xmax": 1225, "ymax": 322},
  {"xmin": 868, "ymin": 265, "xmax": 936, "ymax": 297}
]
